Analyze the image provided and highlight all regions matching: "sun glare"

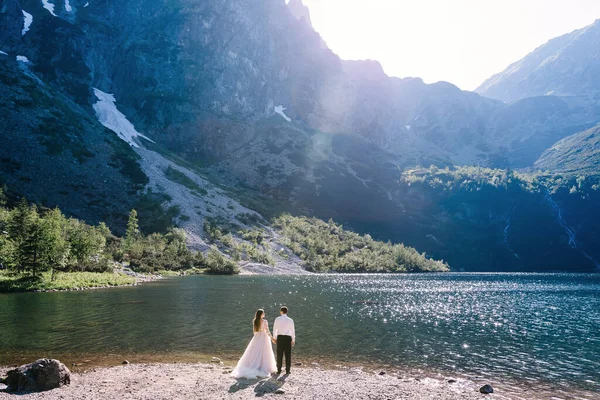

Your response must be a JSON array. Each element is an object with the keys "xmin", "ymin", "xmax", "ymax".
[{"xmin": 303, "ymin": 0, "xmax": 600, "ymax": 90}]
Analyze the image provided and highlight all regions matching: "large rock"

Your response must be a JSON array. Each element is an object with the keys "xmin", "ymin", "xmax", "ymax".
[
  {"xmin": 4, "ymin": 359, "xmax": 71, "ymax": 392},
  {"xmin": 479, "ymin": 384, "xmax": 494, "ymax": 394}
]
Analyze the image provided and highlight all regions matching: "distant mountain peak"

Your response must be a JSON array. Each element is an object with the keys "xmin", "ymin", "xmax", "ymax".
[
  {"xmin": 287, "ymin": 0, "xmax": 312, "ymax": 27},
  {"xmin": 342, "ymin": 59, "xmax": 388, "ymax": 81},
  {"xmin": 477, "ymin": 20, "xmax": 600, "ymax": 103}
]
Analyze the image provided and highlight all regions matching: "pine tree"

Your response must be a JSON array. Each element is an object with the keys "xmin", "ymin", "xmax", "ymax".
[
  {"xmin": 10, "ymin": 200, "xmax": 38, "ymax": 273},
  {"xmin": 18, "ymin": 206, "xmax": 42, "ymax": 276},
  {"xmin": 0, "ymin": 202, "xmax": 16, "ymax": 269},
  {"xmin": 125, "ymin": 209, "xmax": 140, "ymax": 247},
  {"xmin": 97, "ymin": 222, "xmax": 111, "ymax": 238},
  {"xmin": 0, "ymin": 186, "xmax": 7, "ymax": 208}
]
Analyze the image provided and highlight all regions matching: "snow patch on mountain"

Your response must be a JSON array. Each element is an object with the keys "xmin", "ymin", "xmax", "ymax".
[
  {"xmin": 92, "ymin": 88, "xmax": 155, "ymax": 148},
  {"xmin": 274, "ymin": 105, "xmax": 292, "ymax": 122},
  {"xmin": 84, "ymin": 2, "xmax": 89, "ymax": 7},
  {"xmin": 41, "ymin": 0, "xmax": 57, "ymax": 16},
  {"xmin": 0, "ymin": 51, "xmax": 7, "ymax": 56},
  {"xmin": 22, "ymin": 11, "xmax": 33, "ymax": 36},
  {"xmin": 16, "ymin": 56, "xmax": 29, "ymax": 63},
  {"xmin": 65, "ymin": 0, "xmax": 72, "ymax": 12}
]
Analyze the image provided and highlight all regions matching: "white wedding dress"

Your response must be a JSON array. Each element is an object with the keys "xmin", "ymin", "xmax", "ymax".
[{"xmin": 230, "ymin": 319, "xmax": 277, "ymax": 379}]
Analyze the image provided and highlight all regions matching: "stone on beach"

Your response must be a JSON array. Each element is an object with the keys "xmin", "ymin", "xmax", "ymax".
[
  {"xmin": 479, "ymin": 384, "xmax": 494, "ymax": 394},
  {"xmin": 3, "ymin": 359, "xmax": 71, "ymax": 392}
]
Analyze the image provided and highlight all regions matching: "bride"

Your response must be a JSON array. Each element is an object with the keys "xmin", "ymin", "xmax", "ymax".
[{"xmin": 230, "ymin": 309, "xmax": 277, "ymax": 379}]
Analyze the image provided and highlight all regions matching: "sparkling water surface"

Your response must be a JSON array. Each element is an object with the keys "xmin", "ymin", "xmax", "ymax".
[{"xmin": 0, "ymin": 273, "xmax": 598, "ymax": 392}]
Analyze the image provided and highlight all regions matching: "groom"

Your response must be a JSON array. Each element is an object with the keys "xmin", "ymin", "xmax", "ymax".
[{"xmin": 272, "ymin": 306, "xmax": 295, "ymax": 375}]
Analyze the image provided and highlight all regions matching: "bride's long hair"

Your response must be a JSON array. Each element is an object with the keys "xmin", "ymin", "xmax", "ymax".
[{"xmin": 253, "ymin": 309, "xmax": 264, "ymax": 332}]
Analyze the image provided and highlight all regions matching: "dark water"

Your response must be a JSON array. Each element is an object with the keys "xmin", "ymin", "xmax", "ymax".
[{"xmin": 1, "ymin": 273, "xmax": 599, "ymax": 392}]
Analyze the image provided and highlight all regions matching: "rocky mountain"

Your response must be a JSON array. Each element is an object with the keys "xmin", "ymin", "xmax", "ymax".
[
  {"xmin": 477, "ymin": 19, "xmax": 600, "ymax": 103},
  {"xmin": 1, "ymin": 0, "xmax": 600, "ymax": 271},
  {"xmin": 287, "ymin": 0, "xmax": 312, "ymax": 26},
  {"xmin": 535, "ymin": 124, "xmax": 600, "ymax": 174},
  {"xmin": 0, "ymin": 54, "xmax": 143, "ymax": 231}
]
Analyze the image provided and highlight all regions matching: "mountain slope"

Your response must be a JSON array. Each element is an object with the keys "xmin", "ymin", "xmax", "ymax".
[
  {"xmin": 1, "ymin": 0, "xmax": 600, "ymax": 271},
  {"xmin": 0, "ymin": 59, "xmax": 144, "ymax": 231},
  {"xmin": 51, "ymin": 0, "xmax": 596, "ymax": 170},
  {"xmin": 477, "ymin": 20, "xmax": 600, "ymax": 103},
  {"xmin": 535, "ymin": 124, "xmax": 600, "ymax": 174}
]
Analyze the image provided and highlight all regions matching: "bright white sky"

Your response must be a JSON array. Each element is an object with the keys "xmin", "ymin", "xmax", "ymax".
[{"xmin": 302, "ymin": 0, "xmax": 600, "ymax": 90}]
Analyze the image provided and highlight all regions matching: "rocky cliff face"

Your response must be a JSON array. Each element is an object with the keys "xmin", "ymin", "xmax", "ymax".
[
  {"xmin": 1, "ymin": 0, "xmax": 600, "ymax": 270},
  {"xmin": 0, "ymin": 0, "xmax": 23, "ymax": 53},
  {"xmin": 0, "ymin": 59, "xmax": 143, "ymax": 231},
  {"xmin": 50, "ymin": 0, "xmax": 597, "ymax": 170},
  {"xmin": 477, "ymin": 19, "xmax": 600, "ymax": 103},
  {"xmin": 287, "ymin": 0, "xmax": 312, "ymax": 26}
]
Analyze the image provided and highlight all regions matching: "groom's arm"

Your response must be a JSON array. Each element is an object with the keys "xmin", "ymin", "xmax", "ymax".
[
  {"xmin": 273, "ymin": 318, "xmax": 279, "ymax": 338},
  {"xmin": 291, "ymin": 320, "xmax": 296, "ymax": 345}
]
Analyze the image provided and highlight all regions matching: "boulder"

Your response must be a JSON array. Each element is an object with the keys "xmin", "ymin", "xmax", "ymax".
[
  {"xmin": 479, "ymin": 384, "xmax": 494, "ymax": 394},
  {"xmin": 4, "ymin": 359, "xmax": 71, "ymax": 392}
]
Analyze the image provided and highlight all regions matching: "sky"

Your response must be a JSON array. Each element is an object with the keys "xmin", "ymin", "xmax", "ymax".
[{"xmin": 301, "ymin": 0, "xmax": 600, "ymax": 90}]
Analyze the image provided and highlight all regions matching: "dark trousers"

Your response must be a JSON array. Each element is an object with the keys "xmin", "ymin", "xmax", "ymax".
[{"xmin": 276, "ymin": 335, "xmax": 292, "ymax": 373}]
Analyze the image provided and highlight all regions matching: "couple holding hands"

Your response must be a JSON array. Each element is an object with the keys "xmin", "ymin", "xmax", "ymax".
[{"xmin": 231, "ymin": 306, "xmax": 296, "ymax": 379}]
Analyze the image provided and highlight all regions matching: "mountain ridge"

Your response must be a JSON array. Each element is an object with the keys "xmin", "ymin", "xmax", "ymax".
[
  {"xmin": 1, "ymin": 0, "xmax": 600, "ymax": 271},
  {"xmin": 477, "ymin": 19, "xmax": 600, "ymax": 103}
]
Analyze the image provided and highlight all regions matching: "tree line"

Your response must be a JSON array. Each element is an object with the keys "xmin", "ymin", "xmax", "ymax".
[
  {"xmin": 401, "ymin": 165, "xmax": 600, "ymax": 195},
  {"xmin": 0, "ymin": 188, "xmax": 239, "ymax": 277}
]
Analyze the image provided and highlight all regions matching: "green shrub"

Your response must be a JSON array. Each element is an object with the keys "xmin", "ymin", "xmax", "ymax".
[
  {"xmin": 273, "ymin": 214, "xmax": 448, "ymax": 273},
  {"xmin": 239, "ymin": 228, "xmax": 266, "ymax": 245},
  {"xmin": 203, "ymin": 248, "xmax": 239, "ymax": 275}
]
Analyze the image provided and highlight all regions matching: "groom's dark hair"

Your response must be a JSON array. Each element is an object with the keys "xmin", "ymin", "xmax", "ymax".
[{"xmin": 280, "ymin": 306, "xmax": 288, "ymax": 314}]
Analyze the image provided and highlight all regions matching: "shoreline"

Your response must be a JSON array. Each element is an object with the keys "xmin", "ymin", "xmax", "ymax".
[
  {"xmin": 1, "ymin": 356, "xmax": 597, "ymax": 399},
  {"xmin": 0, "ymin": 270, "xmax": 162, "ymax": 294},
  {"xmin": 0, "ymin": 268, "xmax": 450, "ymax": 294},
  {"xmin": 0, "ymin": 362, "xmax": 497, "ymax": 400}
]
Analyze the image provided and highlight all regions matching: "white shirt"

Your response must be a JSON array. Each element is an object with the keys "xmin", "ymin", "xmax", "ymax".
[{"xmin": 273, "ymin": 315, "xmax": 295, "ymax": 341}]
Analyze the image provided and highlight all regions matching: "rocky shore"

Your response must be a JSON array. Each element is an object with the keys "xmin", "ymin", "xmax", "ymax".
[{"xmin": 0, "ymin": 362, "xmax": 490, "ymax": 400}]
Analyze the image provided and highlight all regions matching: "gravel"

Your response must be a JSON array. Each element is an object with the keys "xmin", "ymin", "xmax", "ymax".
[{"xmin": 0, "ymin": 363, "xmax": 488, "ymax": 400}]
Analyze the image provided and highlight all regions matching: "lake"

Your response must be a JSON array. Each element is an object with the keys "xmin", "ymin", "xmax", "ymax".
[{"xmin": 1, "ymin": 273, "xmax": 599, "ymax": 394}]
